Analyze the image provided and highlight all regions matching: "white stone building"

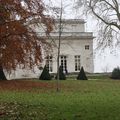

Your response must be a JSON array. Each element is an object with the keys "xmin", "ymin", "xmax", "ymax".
[
  {"xmin": 38, "ymin": 19, "xmax": 94, "ymax": 74},
  {"xmin": 7, "ymin": 19, "xmax": 94, "ymax": 79}
]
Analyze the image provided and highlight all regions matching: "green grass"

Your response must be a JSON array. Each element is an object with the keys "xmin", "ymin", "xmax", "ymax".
[{"xmin": 0, "ymin": 79, "xmax": 120, "ymax": 120}]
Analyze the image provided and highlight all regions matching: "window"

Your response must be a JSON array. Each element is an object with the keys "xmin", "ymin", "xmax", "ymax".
[
  {"xmin": 46, "ymin": 55, "xmax": 53, "ymax": 72},
  {"xmin": 75, "ymin": 55, "xmax": 81, "ymax": 71},
  {"xmin": 85, "ymin": 45, "xmax": 89, "ymax": 50},
  {"xmin": 60, "ymin": 56, "xmax": 67, "ymax": 73}
]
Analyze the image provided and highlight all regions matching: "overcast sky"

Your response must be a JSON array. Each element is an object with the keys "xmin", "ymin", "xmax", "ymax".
[{"xmin": 45, "ymin": 0, "xmax": 120, "ymax": 73}]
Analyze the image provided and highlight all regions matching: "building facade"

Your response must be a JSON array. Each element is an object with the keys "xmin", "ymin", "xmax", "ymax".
[
  {"xmin": 7, "ymin": 19, "xmax": 94, "ymax": 79},
  {"xmin": 38, "ymin": 19, "xmax": 94, "ymax": 74}
]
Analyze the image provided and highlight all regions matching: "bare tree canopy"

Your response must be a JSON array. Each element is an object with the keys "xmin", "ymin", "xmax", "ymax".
[
  {"xmin": 76, "ymin": 0, "xmax": 120, "ymax": 48},
  {"xmin": 0, "ymin": 0, "xmax": 53, "ymax": 73}
]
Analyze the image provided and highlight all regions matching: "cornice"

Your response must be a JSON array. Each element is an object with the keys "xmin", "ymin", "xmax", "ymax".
[{"xmin": 55, "ymin": 19, "xmax": 85, "ymax": 24}]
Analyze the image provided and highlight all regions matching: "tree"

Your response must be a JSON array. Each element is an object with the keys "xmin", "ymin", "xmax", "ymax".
[
  {"xmin": 111, "ymin": 67, "xmax": 120, "ymax": 79},
  {"xmin": 47, "ymin": 0, "xmax": 64, "ymax": 91},
  {"xmin": 76, "ymin": 0, "xmax": 120, "ymax": 48},
  {"xmin": 102, "ymin": 64, "xmax": 110, "ymax": 73},
  {"xmin": 56, "ymin": 0, "xmax": 63, "ymax": 90},
  {"xmin": 0, "ymin": 0, "xmax": 53, "ymax": 80},
  {"xmin": 39, "ymin": 65, "xmax": 51, "ymax": 80},
  {"xmin": 77, "ymin": 66, "xmax": 88, "ymax": 80}
]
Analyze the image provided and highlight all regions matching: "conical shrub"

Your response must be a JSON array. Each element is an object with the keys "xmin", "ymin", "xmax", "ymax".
[
  {"xmin": 39, "ymin": 65, "xmax": 51, "ymax": 80},
  {"xmin": 111, "ymin": 67, "xmax": 120, "ymax": 79},
  {"xmin": 77, "ymin": 66, "xmax": 88, "ymax": 80},
  {"xmin": 56, "ymin": 66, "xmax": 66, "ymax": 80},
  {"xmin": 0, "ymin": 66, "xmax": 7, "ymax": 80}
]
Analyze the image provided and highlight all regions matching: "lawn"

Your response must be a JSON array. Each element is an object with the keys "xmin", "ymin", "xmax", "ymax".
[{"xmin": 0, "ymin": 79, "xmax": 120, "ymax": 120}]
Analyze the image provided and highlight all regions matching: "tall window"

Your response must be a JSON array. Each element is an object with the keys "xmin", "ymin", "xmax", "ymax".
[
  {"xmin": 85, "ymin": 45, "xmax": 89, "ymax": 50},
  {"xmin": 75, "ymin": 55, "xmax": 81, "ymax": 71},
  {"xmin": 46, "ymin": 55, "xmax": 53, "ymax": 72},
  {"xmin": 60, "ymin": 56, "xmax": 67, "ymax": 73}
]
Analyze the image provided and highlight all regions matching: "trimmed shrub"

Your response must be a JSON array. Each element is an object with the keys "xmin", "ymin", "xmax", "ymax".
[
  {"xmin": 77, "ymin": 66, "xmax": 88, "ymax": 80},
  {"xmin": 111, "ymin": 67, "xmax": 120, "ymax": 79},
  {"xmin": 0, "ymin": 66, "xmax": 7, "ymax": 80},
  {"xmin": 56, "ymin": 66, "xmax": 66, "ymax": 80},
  {"xmin": 39, "ymin": 65, "xmax": 51, "ymax": 80}
]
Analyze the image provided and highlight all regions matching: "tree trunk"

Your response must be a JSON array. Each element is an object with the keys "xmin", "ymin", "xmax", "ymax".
[{"xmin": 0, "ymin": 66, "xmax": 7, "ymax": 80}]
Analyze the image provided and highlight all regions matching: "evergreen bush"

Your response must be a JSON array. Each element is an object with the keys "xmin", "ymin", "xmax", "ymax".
[
  {"xmin": 77, "ymin": 66, "xmax": 88, "ymax": 80},
  {"xmin": 56, "ymin": 66, "xmax": 66, "ymax": 80},
  {"xmin": 39, "ymin": 65, "xmax": 51, "ymax": 80},
  {"xmin": 0, "ymin": 66, "xmax": 7, "ymax": 80},
  {"xmin": 111, "ymin": 67, "xmax": 120, "ymax": 79}
]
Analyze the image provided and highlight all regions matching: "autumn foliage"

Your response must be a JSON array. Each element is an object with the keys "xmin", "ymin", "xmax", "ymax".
[{"xmin": 0, "ymin": 0, "xmax": 53, "ymax": 77}]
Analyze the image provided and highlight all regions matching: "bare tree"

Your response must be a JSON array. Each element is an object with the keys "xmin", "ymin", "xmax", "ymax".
[
  {"xmin": 102, "ymin": 64, "xmax": 110, "ymax": 73},
  {"xmin": 75, "ymin": 0, "xmax": 120, "ymax": 49},
  {"xmin": 56, "ymin": 1, "xmax": 63, "ymax": 92},
  {"xmin": 46, "ymin": 0, "xmax": 69, "ymax": 91},
  {"xmin": 50, "ymin": 0, "xmax": 64, "ymax": 92}
]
